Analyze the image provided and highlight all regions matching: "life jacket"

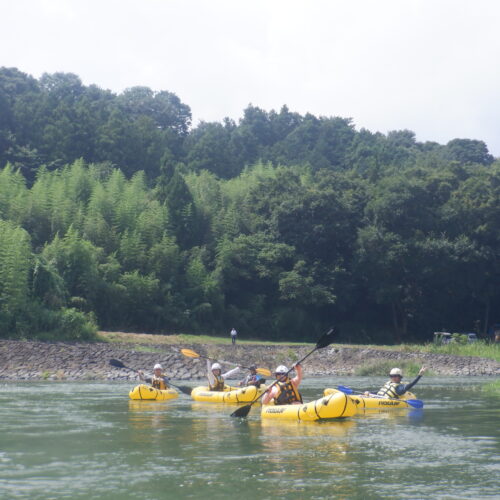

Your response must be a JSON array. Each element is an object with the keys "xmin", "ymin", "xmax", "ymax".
[
  {"xmin": 209, "ymin": 373, "xmax": 225, "ymax": 392},
  {"xmin": 274, "ymin": 378, "xmax": 302, "ymax": 405},
  {"xmin": 243, "ymin": 374, "xmax": 260, "ymax": 387},
  {"xmin": 151, "ymin": 375, "xmax": 168, "ymax": 390},
  {"xmin": 377, "ymin": 381, "xmax": 401, "ymax": 399}
]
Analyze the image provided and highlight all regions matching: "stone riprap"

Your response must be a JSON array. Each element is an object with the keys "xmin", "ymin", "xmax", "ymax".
[{"xmin": 0, "ymin": 340, "xmax": 498, "ymax": 380}]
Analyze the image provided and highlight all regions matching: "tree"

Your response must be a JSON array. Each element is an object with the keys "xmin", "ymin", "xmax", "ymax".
[
  {"xmin": 446, "ymin": 138, "xmax": 494, "ymax": 166},
  {"xmin": 0, "ymin": 220, "xmax": 32, "ymax": 335},
  {"xmin": 164, "ymin": 167, "xmax": 199, "ymax": 248}
]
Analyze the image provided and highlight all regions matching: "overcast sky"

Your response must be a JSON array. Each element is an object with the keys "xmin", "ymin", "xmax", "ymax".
[{"xmin": 2, "ymin": 0, "xmax": 499, "ymax": 155}]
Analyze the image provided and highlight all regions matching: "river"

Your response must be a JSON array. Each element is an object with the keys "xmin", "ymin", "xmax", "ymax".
[{"xmin": 0, "ymin": 377, "xmax": 498, "ymax": 499}]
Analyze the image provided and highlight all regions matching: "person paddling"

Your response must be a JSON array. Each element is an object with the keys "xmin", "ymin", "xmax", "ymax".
[
  {"xmin": 207, "ymin": 360, "xmax": 240, "ymax": 391},
  {"xmin": 364, "ymin": 366, "xmax": 426, "ymax": 398},
  {"xmin": 138, "ymin": 363, "xmax": 171, "ymax": 390},
  {"xmin": 262, "ymin": 364, "xmax": 303, "ymax": 405},
  {"xmin": 238, "ymin": 365, "xmax": 265, "ymax": 388}
]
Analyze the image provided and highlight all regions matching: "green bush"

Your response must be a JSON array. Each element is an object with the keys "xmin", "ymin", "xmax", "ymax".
[
  {"xmin": 54, "ymin": 308, "xmax": 98, "ymax": 341},
  {"xmin": 451, "ymin": 333, "xmax": 468, "ymax": 345},
  {"xmin": 20, "ymin": 303, "xmax": 98, "ymax": 341}
]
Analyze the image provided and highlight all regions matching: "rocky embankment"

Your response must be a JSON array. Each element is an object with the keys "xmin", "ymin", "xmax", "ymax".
[{"xmin": 0, "ymin": 340, "xmax": 498, "ymax": 381}]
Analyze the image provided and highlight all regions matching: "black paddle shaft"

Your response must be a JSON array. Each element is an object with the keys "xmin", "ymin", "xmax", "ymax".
[
  {"xmin": 230, "ymin": 327, "xmax": 336, "ymax": 418},
  {"xmin": 108, "ymin": 359, "xmax": 192, "ymax": 395},
  {"xmin": 279, "ymin": 326, "xmax": 335, "ymax": 378}
]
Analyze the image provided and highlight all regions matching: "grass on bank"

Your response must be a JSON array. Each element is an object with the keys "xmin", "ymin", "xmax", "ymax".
[
  {"xmin": 376, "ymin": 342, "xmax": 500, "ymax": 363},
  {"xmin": 97, "ymin": 331, "xmax": 311, "ymax": 346},
  {"xmin": 97, "ymin": 331, "xmax": 499, "ymax": 362}
]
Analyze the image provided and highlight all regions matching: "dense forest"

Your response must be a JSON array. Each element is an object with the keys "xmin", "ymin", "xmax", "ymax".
[{"xmin": 0, "ymin": 67, "xmax": 498, "ymax": 343}]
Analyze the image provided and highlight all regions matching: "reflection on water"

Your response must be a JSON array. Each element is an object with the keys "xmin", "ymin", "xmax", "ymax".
[
  {"xmin": 354, "ymin": 407, "xmax": 425, "ymax": 422},
  {"xmin": 0, "ymin": 378, "xmax": 498, "ymax": 499}
]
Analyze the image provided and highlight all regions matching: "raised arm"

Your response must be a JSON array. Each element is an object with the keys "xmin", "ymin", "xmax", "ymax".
[
  {"xmin": 222, "ymin": 366, "xmax": 240, "ymax": 379},
  {"xmin": 397, "ymin": 366, "xmax": 426, "ymax": 395},
  {"xmin": 206, "ymin": 359, "xmax": 215, "ymax": 386},
  {"xmin": 291, "ymin": 363, "xmax": 303, "ymax": 387}
]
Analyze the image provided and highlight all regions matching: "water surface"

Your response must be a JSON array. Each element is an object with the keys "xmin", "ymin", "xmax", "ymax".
[{"xmin": 1, "ymin": 377, "xmax": 498, "ymax": 499}]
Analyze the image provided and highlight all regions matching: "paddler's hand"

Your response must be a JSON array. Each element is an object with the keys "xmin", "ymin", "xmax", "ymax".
[{"xmin": 418, "ymin": 366, "xmax": 427, "ymax": 376}]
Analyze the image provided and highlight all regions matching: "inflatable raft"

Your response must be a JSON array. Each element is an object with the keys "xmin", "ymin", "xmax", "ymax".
[
  {"xmin": 323, "ymin": 388, "xmax": 417, "ymax": 409},
  {"xmin": 129, "ymin": 384, "xmax": 179, "ymax": 401},
  {"xmin": 261, "ymin": 391, "xmax": 357, "ymax": 421},
  {"xmin": 191, "ymin": 385, "xmax": 267, "ymax": 403}
]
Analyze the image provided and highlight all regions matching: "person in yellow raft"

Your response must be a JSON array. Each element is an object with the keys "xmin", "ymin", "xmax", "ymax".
[
  {"xmin": 365, "ymin": 366, "xmax": 427, "ymax": 398},
  {"xmin": 262, "ymin": 363, "xmax": 303, "ymax": 405},
  {"xmin": 138, "ymin": 363, "xmax": 171, "ymax": 390},
  {"xmin": 238, "ymin": 365, "xmax": 265, "ymax": 388},
  {"xmin": 206, "ymin": 360, "xmax": 240, "ymax": 391}
]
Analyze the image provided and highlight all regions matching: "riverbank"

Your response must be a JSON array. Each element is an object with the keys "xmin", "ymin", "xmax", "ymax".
[{"xmin": 0, "ymin": 339, "xmax": 498, "ymax": 380}]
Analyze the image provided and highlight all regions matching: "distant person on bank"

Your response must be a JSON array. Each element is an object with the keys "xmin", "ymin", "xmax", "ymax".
[
  {"xmin": 138, "ymin": 363, "xmax": 170, "ymax": 390},
  {"xmin": 207, "ymin": 360, "xmax": 240, "ymax": 391},
  {"xmin": 230, "ymin": 327, "xmax": 237, "ymax": 345},
  {"xmin": 364, "ymin": 366, "xmax": 426, "ymax": 398},
  {"xmin": 262, "ymin": 364, "xmax": 303, "ymax": 405}
]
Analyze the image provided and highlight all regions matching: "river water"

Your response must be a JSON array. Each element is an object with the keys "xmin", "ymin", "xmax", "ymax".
[{"xmin": 0, "ymin": 377, "xmax": 498, "ymax": 499}]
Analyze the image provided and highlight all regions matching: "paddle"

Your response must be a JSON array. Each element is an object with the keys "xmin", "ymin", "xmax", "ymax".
[
  {"xmin": 108, "ymin": 358, "xmax": 193, "ymax": 396},
  {"xmin": 180, "ymin": 348, "xmax": 272, "ymax": 377},
  {"xmin": 337, "ymin": 385, "xmax": 424, "ymax": 409},
  {"xmin": 230, "ymin": 327, "xmax": 337, "ymax": 418}
]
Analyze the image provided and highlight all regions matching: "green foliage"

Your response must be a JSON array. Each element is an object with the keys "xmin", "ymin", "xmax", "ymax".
[
  {"xmin": 424, "ymin": 341, "xmax": 500, "ymax": 362},
  {"xmin": 0, "ymin": 67, "xmax": 499, "ymax": 342},
  {"xmin": 451, "ymin": 333, "xmax": 468, "ymax": 345},
  {"xmin": 0, "ymin": 219, "xmax": 32, "ymax": 335}
]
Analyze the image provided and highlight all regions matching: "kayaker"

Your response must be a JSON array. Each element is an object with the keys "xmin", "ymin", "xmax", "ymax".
[
  {"xmin": 238, "ymin": 365, "xmax": 265, "ymax": 388},
  {"xmin": 365, "ymin": 366, "xmax": 426, "ymax": 398},
  {"xmin": 207, "ymin": 360, "xmax": 240, "ymax": 391},
  {"xmin": 262, "ymin": 364, "xmax": 303, "ymax": 405},
  {"xmin": 138, "ymin": 363, "xmax": 170, "ymax": 390}
]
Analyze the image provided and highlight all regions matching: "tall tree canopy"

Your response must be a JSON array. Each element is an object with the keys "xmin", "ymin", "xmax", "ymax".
[{"xmin": 0, "ymin": 66, "xmax": 498, "ymax": 342}]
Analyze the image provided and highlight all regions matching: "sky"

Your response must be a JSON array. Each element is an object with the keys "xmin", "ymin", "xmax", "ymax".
[{"xmin": 2, "ymin": 0, "xmax": 500, "ymax": 155}]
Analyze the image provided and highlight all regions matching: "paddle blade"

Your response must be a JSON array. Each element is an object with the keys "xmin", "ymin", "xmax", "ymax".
[
  {"xmin": 176, "ymin": 385, "xmax": 193, "ymax": 396},
  {"xmin": 231, "ymin": 404, "xmax": 252, "ymax": 418},
  {"xmin": 181, "ymin": 348, "xmax": 200, "ymax": 359},
  {"xmin": 109, "ymin": 358, "xmax": 125, "ymax": 368},
  {"xmin": 337, "ymin": 385, "xmax": 354, "ymax": 395},
  {"xmin": 256, "ymin": 368, "xmax": 271, "ymax": 377},
  {"xmin": 316, "ymin": 327, "xmax": 337, "ymax": 349},
  {"xmin": 406, "ymin": 399, "xmax": 424, "ymax": 409}
]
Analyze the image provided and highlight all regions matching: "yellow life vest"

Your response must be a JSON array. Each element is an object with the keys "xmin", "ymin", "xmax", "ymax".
[
  {"xmin": 274, "ymin": 379, "xmax": 302, "ymax": 405},
  {"xmin": 151, "ymin": 375, "xmax": 168, "ymax": 390},
  {"xmin": 377, "ymin": 381, "xmax": 400, "ymax": 399},
  {"xmin": 209, "ymin": 374, "xmax": 225, "ymax": 392}
]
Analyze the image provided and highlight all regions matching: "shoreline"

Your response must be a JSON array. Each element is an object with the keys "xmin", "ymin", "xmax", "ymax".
[{"xmin": 1, "ymin": 339, "xmax": 498, "ymax": 381}]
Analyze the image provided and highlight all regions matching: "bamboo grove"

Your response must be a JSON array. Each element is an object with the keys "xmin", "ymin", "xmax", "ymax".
[{"xmin": 0, "ymin": 68, "xmax": 499, "ymax": 342}]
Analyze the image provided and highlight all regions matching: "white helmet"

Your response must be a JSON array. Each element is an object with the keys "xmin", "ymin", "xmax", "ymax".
[
  {"xmin": 389, "ymin": 368, "xmax": 403, "ymax": 376},
  {"xmin": 275, "ymin": 365, "xmax": 288, "ymax": 374},
  {"xmin": 153, "ymin": 364, "xmax": 163, "ymax": 370},
  {"xmin": 211, "ymin": 362, "xmax": 222, "ymax": 370}
]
